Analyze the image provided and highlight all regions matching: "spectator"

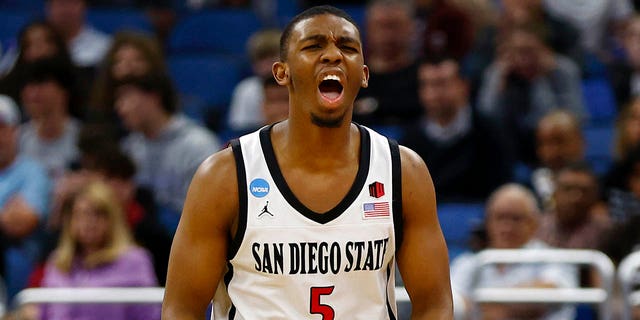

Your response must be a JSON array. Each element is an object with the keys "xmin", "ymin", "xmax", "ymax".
[
  {"xmin": 537, "ymin": 162, "xmax": 611, "ymax": 250},
  {"xmin": 226, "ymin": 29, "xmax": 281, "ymax": 132},
  {"xmin": 478, "ymin": 24, "xmax": 585, "ymax": 165},
  {"xmin": 400, "ymin": 56, "xmax": 513, "ymax": 202},
  {"xmin": 18, "ymin": 56, "xmax": 82, "ymax": 180},
  {"xmin": 601, "ymin": 146, "xmax": 640, "ymax": 269},
  {"xmin": 446, "ymin": 0, "xmax": 498, "ymax": 101},
  {"xmin": 0, "ymin": 95, "xmax": 52, "ymax": 300},
  {"xmin": 450, "ymin": 183, "xmax": 577, "ymax": 320},
  {"xmin": 497, "ymin": 0, "xmax": 582, "ymax": 64},
  {"xmin": 49, "ymin": 126, "xmax": 171, "ymax": 286},
  {"xmin": 609, "ymin": 15, "xmax": 640, "ymax": 109},
  {"xmin": 180, "ymin": 0, "xmax": 279, "ymax": 27},
  {"xmin": 88, "ymin": 31, "xmax": 167, "ymax": 136},
  {"xmin": 40, "ymin": 181, "xmax": 159, "ymax": 320},
  {"xmin": 0, "ymin": 20, "xmax": 75, "ymax": 107},
  {"xmin": 353, "ymin": 0, "xmax": 422, "ymax": 126},
  {"xmin": 542, "ymin": 0, "xmax": 633, "ymax": 64},
  {"xmin": 260, "ymin": 76, "xmax": 289, "ymax": 126},
  {"xmin": 114, "ymin": 72, "xmax": 221, "ymax": 236},
  {"xmin": 417, "ymin": 0, "xmax": 474, "ymax": 61},
  {"xmin": 613, "ymin": 97, "xmax": 640, "ymax": 161},
  {"xmin": 530, "ymin": 110, "xmax": 585, "ymax": 209},
  {"xmin": 45, "ymin": 0, "xmax": 112, "ymax": 69}
]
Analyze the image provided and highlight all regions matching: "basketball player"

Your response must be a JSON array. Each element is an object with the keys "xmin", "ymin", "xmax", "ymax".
[{"xmin": 162, "ymin": 5, "xmax": 452, "ymax": 319}]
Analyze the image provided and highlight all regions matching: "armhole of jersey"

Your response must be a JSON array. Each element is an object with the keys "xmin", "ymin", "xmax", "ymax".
[
  {"xmin": 389, "ymin": 138, "xmax": 403, "ymax": 252},
  {"xmin": 228, "ymin": 138, "xmax": 247, "ymax": 260}
]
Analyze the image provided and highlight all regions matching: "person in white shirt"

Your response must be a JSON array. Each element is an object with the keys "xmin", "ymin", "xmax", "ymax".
[
  {"xmin": 45, "ymin": 0, "xmax": 112, "ymax": 68},
  {"xmin": 226, "ymin": 29, "xmax": 281, "ymax": 132},
  {"xmin": 450, "ymin": 183, "xmax": 577, "ymax": 320}
]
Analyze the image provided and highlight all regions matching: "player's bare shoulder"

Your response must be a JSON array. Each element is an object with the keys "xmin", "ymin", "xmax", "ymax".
[
  {"xmin": 398, "ymin": 145, "xmax": 430, "ymax": 176},
  {"xmin": 397, "ymin": 145, "xmax": 436, "ymax": 220},
  {"xmin": 182, "ymin": 146, "xmax": 239, "ymax": 230}
]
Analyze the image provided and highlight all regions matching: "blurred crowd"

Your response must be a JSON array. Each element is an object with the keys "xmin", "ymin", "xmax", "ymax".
[{"xmin": 1, "ymin": 0, "xmax": 640, "ymax": 319}]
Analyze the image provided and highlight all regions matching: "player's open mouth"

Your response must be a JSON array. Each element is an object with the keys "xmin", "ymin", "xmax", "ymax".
[{"xmin": 318, "ymin": 75, "xmax": 344, "ymax": 103}]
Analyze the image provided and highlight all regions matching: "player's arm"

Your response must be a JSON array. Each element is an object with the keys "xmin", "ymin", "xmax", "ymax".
[
  {"xmin": 162, "ymin": 148, "xmax": 238, "ymax": 320},
  {"xmin": 396, "ymin": 146, "xmax": 453, "ymax": 319}
]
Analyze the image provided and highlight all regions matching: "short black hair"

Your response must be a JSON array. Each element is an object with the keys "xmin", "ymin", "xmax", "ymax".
[
  {"xmin": 21, "ymin": 55, "xmax": 75, "ymax": 93},
  {"xmin": 279, "ymin": 5, "xmax": 360, "ymax": 61},
  {"xmin": 20, "ymin": 55, "xmax": 83, "ymax": 117},
  {"xmin": 114, "ymin": 71, "xmax": 178, "ymax": 114}
]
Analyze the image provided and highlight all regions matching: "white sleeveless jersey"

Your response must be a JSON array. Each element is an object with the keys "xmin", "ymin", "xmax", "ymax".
[{"xmin": 212, "ymin": 124, "xmax": 403, "ymax": 320}]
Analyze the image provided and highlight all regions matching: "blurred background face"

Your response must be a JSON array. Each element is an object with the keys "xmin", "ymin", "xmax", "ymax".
[
  {"xmin": 502, "ymin": 30, "xmax": 544, "ymax": 80},
  {"xmin": 553, "ymin": 170, "xmax": 598, "ymax": 227},
  {"xmin": 111, "ymin": 45, "xmax": 150, "ymax": 80},
  {"xmin": 501, "ymin": 0, "xmax": 542, "ymax": 22},
  {"xmin": 46, "ymin": 0, "xmax": 86, "ymax": 37},
  {"xmin": 262, "ymin": 83, "xmax": 289, "ymax": 124},
  {"xmin": 22, "ymin": 25, "xmax": 59, "ymax": 62},
  {"xmin": 21, "ymin": 80, "xmax": 68, "ymax": 121},
  {"xmin": 253, "ymin": 55, "xmax": 279, "ymax": 78},
  {"xmin": 366, "ymin": 4, "xmax": 414, "ymax": 58},
  {"xmin": 114, "ymin": 86, "xmax": 155, "ymax": 132},
  {"xmin": 624, "ymin": 18, "xmax": 640, "ymax": 68},
  {"xmin": 486, "ymin": 191, "xmax": 538, "ymax": 249},
  {"xmin": 70, "ymin": 195, "xmax": 110, "ymax": 253},
  {"xmin": 536, "ymin": 121, "xmax": 583, "ymax": 171},
  {"xmin": 418, "ymin": 61, "xmax": 467, "ymax": 121},
  {"xmin": 103, "ymin": 176, "xmax": 136, "ymax": 209}
]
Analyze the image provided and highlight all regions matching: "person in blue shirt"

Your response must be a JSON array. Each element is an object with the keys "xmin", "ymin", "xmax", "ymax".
[{"xmin": 0, "ymin": 94, "xmax": 52, "ymax": 300}]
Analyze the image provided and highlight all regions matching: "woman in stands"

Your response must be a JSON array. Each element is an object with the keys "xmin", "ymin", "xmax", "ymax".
[
  {"xmin": 88, "ymin": 31, "xmax": 166, "ymax": 137},
  {"xmin": 0, "ymin": 20, "xmax": 73, "ymax": 109},
  {"xmin": 39, "ymin": 181, "xmax": 159, "ymax": 320}
]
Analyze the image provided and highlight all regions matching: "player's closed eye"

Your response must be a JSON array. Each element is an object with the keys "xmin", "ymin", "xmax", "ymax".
[{"xmin": 303, "ymin": 44, "xmax": 322, "ymax": 50}]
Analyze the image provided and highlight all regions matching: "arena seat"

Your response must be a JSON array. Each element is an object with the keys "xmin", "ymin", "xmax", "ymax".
[
  {"xmin": 582, "ymin": 77, "xmax": 618, "ymax": 124},
  {"xmin": 437, "ymin": 202, "xmax": 485, "ymax": 261},
  {"xmin": 167, "ymin": 54, "xmax": 242, "ymax": 124},
  {"xmin": 0, "ymin": 0, "xmax": 43, "ymax": 11},
  {"xmin": 275, "ymin": 0, "xmax": 301, "ymax": 26},
  {"xmin": 167, "ymin": 9, "xmax": 262, "ymax": 57},
  {"xmin": 583, "ymin": 122, "xmax": 614, "ymax": 176},
  {"xmin": 87, "ymin": 8, "xmax": 154, "ymax": 34},
  {"xmin": 0, "ymin": 10, "xmax": 36, "ymax": 49}
]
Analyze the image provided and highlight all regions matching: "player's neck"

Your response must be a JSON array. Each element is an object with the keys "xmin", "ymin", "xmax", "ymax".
[{"xmin": 275, "ymin": 120, "xmax": 358, "ymax": 164}]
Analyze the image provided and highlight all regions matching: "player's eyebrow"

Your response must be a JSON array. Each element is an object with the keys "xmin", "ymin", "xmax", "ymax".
[
  {"xmin": 336, "ymin": 36, "xmax": 359, "ymax": 45},
  {"xmin": 299, "ymin": 34, "xmax": 327, "ymax": 43},
  {"xmin": 299, "ymin": 35, "xmax": 360, "ymax": 45}
]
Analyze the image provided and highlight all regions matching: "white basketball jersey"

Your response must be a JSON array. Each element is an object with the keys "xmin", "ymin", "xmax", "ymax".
[{"xmin": 212, "ymin": 124, "xmax": 403, "ymax": 320}]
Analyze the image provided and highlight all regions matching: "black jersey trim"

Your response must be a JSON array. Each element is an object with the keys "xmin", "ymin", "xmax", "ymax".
[
  {"xmin": 386, "ymin": 266, "xmax": 398, "ymax": 320},
  {"xmin": 259, "ymin": 124, "xmax": 371, "ymax": 224},
  {"xmin": 229, "ymin": 139, "xmax": 248, "ymax": 260},
  {"xmin": 223, "ymin": 262, "xmax": 236, "ymax": 319},
  {"xmin": 389, "ymin": 139, "xmax": 403, "ymax": 251}
]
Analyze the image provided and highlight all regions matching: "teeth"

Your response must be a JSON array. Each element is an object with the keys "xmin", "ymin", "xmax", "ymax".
[{"xmin": 323, "ymin": 75, "xmax": 340, "ymax": 81}]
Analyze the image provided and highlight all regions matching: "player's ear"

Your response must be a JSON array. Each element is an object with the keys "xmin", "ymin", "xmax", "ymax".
[
  {"xmin": 273, "ymin": 62, "xmax": 289, "ymax": 85},
  {"xmin": 361, "ymin": 64, "xmax": 369, "ymax": 88}
]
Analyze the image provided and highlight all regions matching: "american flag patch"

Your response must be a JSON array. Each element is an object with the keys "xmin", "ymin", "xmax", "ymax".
[{"xmin": 363, "ymin": 202, "xmax": 390, "ymax": 218}]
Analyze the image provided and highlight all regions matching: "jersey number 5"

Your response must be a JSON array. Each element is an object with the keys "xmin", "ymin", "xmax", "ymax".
[{"xmin": 310, "ymin": 286, "xmax": 335, "ymax": 320}]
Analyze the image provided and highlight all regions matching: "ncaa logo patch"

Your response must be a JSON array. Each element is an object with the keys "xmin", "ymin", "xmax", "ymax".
[{"xmin": 250, "ymin": 178, "xmax": 270, "ymax": 198}]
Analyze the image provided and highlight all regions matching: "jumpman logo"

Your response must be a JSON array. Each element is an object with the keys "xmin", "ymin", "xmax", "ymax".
[{"xmin": 259, "ymin": 201, "xmax": 273, "ymax": 217}]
